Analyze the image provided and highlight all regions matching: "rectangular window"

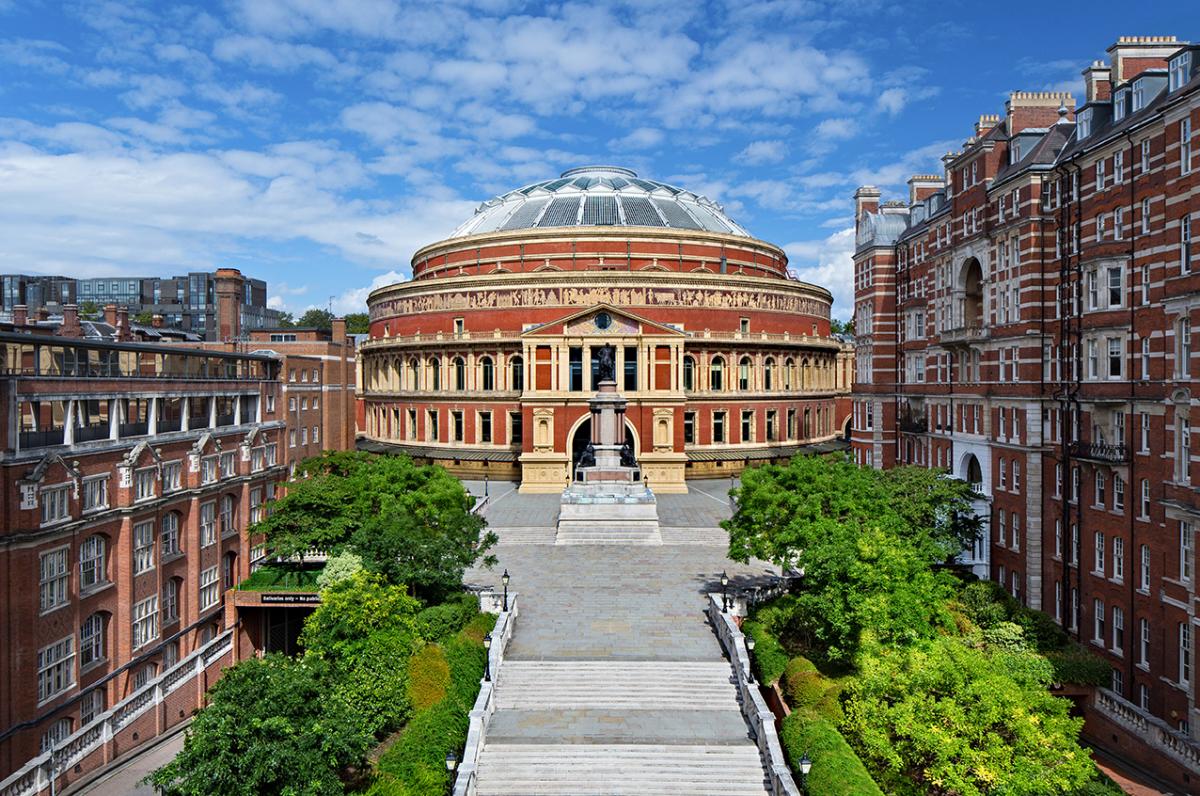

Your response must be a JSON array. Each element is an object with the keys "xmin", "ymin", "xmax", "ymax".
[
  {"xmin": 1012, "ymin": 513, "xmax": 1020, "ymax": 551},
  {"xmin": 1182, "ymin": 119, "xmax": 1193, "ymax": 176},
  {"xmin": 997, "ymin": 510, "xmax": 1006, "ymax": 545},
  {"xmin": 509, "ymin": 411, "xmax": 522, "ymax": 445},
  {"xmin": 1141, "ymin": 413, "xmax": 1150, "ymax": 452},
  {"xmin": 200, "ymin": 501, "xmax": 216, "ymax": 547},
  {"xmin": 37, "ymin": 637, "xmax": 75, "ymax": 703},
  {"xmin": 200, "ymin": 566, "xmax": 220, "ymax": 611},
  {"xmin": 82, "ymin": 476, "xmax": 109, "ymax": 512},
  {"xmin": 1114, "ymin": 475, "xmax": 1125, "ymax": 511},
  {"xmin": 479, "ymin": 411, "xmax": 492, "ymax": 444},
  {"xmin": 39, "ymin": 548, "xmax": 69, "ymax": 613},
  {"xmin": 132, "ymin": 595, "xmax": 158, "ymax": 650},
  {"xmin": 1184, "ymin": 215, "xmax": 1193, "ymax": 273},
  {"xmin": 1140, "ymin": 543, "xmax": 1151, "ymax": 591},
  {"xmin": 1108, "ymin": 337, "xmax": 1122, "ymax": 379},
  {"xmin": 80, "ymin": 689, "xmax": 104, "ymax": 726},
  {"xmin": 1095, "ymin": 531, "xmax": 1106, "ymax": 574},
  {"xmin": 1142, "ymin": 199, "xmax": 1151, "ymax": 236},
  {"xmin": 220, "ymin": 452, "xmax": 236, "ymax": 478},
  {"xmin": 201, "ymin": 456, "xmax": 218, "ymax": 484},
  {"xmin": 740, "ymin": 410, "xmax": 754, "ymax": 443},
  {"xmin": 1182, "ymin": 521, "xmax": 1194, "ymax": 582},
  {"xmin": 427, "ymin": 409, "xmax": 439, "ymax": 442},
  {"xmin": 1113, "ymin": 536, "xmax": 1125, "ymax": 580},
  {"xmin": 1140, "ymin": 617, "xmax": 1151, "ymax": 665},
  {"xmin": 1142, "ymin": 338, "xmax": 1151, "ymax": 379},
  {"xmin": 999, "ymin": 458, "xmax": 1007, "ymax": 490},
  {"xmin": 452, "ymin": 410, "xmax": 464, "ymax": 443},
  {"xmin": 1113, "ymin": 606, "xmax": 1125, "ymax": 653},
  {"xmin": 40, "ymin": 485, "xmax": 70, "ymax": 526},
  {"xmin": 134, "ymin": 467, "xmax": 156, "ymax": 502},
  {"xmin": 1096, "ymin": 471, "xmax": 1107, "ymax": 507},
  {"xmin": 1181, "ymin": 623, "xmax": 1192, "ymax": 685},
  {"xmin": 684, "ymin": 411, "xmax": 696, "ymax": 444},
  {"xmin": 1094, "ymin": 598, "xmax": 1106, "ymax": 643},
  {"xmin": 133, "ymin": 521, "xmax": 155, "ymax": 574},
  {"xmin": 163, "ymin": 578, "xmax": 179, "ymax": 624},
  {"xmin": 161, "ymin": 512, "xmax": 180, "ymax": 556},
  {"xmin": 1170, "ymin": 52, "xmax": 1193, "ymax": 92},
  {"xmin": 712, "ymin": 411, "xmax": 726, "ymax": 443},
  {"xmin": 163, "ymin": 461, "xmax": 183, "ymax": 492},
  {"xmin": 1107, "ymin": 266, "xmax": 1122, "ymax": 307}
]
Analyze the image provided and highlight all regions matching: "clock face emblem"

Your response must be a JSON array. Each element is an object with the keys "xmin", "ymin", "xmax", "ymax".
[{"xmin": 595, "ymin": 312, "xmax": 612, "ymax": 330}]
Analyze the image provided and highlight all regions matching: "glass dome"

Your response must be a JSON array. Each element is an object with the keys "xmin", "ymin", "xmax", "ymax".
[{"xmin": 449, "ymin": 166, "xmax": 750, "ymax": 239}]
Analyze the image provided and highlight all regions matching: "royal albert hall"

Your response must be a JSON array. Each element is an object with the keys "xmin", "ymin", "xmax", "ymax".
[{"xmin": 359, "ymin": 166, "xmax": 852, "ymax": 492}]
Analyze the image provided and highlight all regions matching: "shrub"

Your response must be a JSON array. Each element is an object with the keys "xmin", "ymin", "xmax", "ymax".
[
  {"xmin": 783, "ymin": 658, "xmax": 826, "ymax": 711},
  {"xmin": 744, "ymin": 620, "xmax": 788, "ymax": 685},
  {"xmin": 1045, "ymin": 648, "xmax": 1111, "ymax": 686},
  {"xmin": 780, "ymin": 711, "xmax": 883, "ymax": 796},
  {"xmin": 407, "ymin": 644, "xmax": 450, "ymax": 711},
  {"xmin": 317, "ymin": 550, "xmax": 364, "ymax": 589},
  {"xmin": 1014, "ymin": 605, "xmax": 1069, "ymax": 652},
  {"xmin": 331, "ymin": 628, "xmax": 414, "ymax": 738},
  {"xmin": 415, "ymin": 592, "xmax": 478, "ymax": 641}
]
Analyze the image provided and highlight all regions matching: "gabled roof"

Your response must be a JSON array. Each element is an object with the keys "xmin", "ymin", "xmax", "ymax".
[{"xmin": 520, "ymin": 303, "xmax": 686, "ymax": 338}]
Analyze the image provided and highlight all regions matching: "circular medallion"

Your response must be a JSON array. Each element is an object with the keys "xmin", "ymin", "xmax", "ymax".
[{"xmin": 595, "ymin": 312, "xmax": 612, "ymax": 330}]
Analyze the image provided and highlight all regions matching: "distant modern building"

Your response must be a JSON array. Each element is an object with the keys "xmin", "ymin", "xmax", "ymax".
[
  {"xmin": 0, "ymin": 271, "xmax": 285, "ymax": 341},
  {"xmin": 851, "ymin": 35, "xmax": 1200, "ymax": 789}
]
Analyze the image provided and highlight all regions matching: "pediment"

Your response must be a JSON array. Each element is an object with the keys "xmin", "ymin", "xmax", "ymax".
[
  {"xmin": 520, "ymin": 303, "xmax": 686, "ymax": 338},
  {"xmin": 190, "ymin": 432, "xmax": 223, "ymax": 455},
  {"xmin": 23, "ymin": 452, "xmax": 82, "ymax": 485}
]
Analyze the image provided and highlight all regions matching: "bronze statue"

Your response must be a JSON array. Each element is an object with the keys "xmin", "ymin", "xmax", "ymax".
[
  {"xmin": 596, "ymin": 343, "xmax": 616, "ymax": 383},
  {"xmin": 620, "ymin": 440, "xmax": 636, "ymax": 468},
  {"xmin": 577, "ymin": 443, "xmax": 596, "ymax": 469}
]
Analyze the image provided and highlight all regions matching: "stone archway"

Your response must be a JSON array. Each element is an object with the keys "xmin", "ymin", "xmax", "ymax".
[{"xmin": 568, "ymin": 416, "xmax": 638, "ymax": 481}]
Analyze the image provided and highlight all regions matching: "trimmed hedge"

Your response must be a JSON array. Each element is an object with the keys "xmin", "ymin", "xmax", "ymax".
[
  {"xmin": 406, "ymin": 645, "xmax": 449, "ymax": 711},
  {"xmin": 415, "ymin": 593, "xmax": 479, "ymax": 641},
  {"xmin": 782, "ymin": 657, "xmax": 844, "ymax": 721},
  {"xmin": 743, "ymin": 619, "xmax": 788, "ymax": 685},
  {"xmin": 370, "ymin": 613, "xmax": 497, "ymax": 795},
  {"xmin": 780, "ymin": 711, "xmax": 883, "ymax": 796},
  {"xmin": 1045, "ymin": 648, "xmax": 1112, "ymax": 687}
]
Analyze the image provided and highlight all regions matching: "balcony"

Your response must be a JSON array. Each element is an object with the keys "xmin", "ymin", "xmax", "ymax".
[
  {"xmin": 939, "ymin": 324, "xmax": 988, "ymax": 345},
  {"xmin": 899, "ymin": 417, "xmax": 928, "ymax": 434},
  {"xmin": 1069, "ymin": 441, "xmax": 1129, "ymax": 463}
]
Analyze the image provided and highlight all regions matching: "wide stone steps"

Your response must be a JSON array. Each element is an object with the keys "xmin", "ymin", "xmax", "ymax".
[
  {"xmin": 495, "ymin": 661, "xmax": 737, "ymax": 710},
  {"xmin": 659, "ymin": 526, "xmax": 729, "ymax": 545},
  {"xmin": 553, "ymin": 526, "xmax": 664, "ymax": 545},
  {"xmin": 474, "ymin": 743, "xmax": 770, "ymax": 796},
  {"xmin": 491, "ymin": 526, "xmax": 557, "ymax": 545}
]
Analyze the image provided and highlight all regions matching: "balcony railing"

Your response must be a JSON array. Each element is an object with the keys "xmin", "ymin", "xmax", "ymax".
[
  {"xmin": 1069, "ymin": 441, "xmax": 1129, "ymax": 463},
  {"xmin": 899, "ymin": 417, "xmax": 928, "ymax": 434},
  {"xmin": 939, "ymin": 325, "xmax": 987, "ymax": 344}
]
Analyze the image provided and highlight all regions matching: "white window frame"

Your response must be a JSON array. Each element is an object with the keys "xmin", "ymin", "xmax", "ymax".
[
  {"xmin": 200, "ymin": 566, "xmax": 220, "ymax": 611},
  {"xmin": 133, "ymin": 520, "xmax": 155, "ymax": 574},
  {"xmin": 39, "ymin": 547, "xmax": 69, "ymax": 613},
  {"xmin": 79, "ymin": 535, "xmax": 106, "ymax": 591},
  {"xmin": 82, "ymin": 476, "xmax": 109, "ymax": 513},
  {"xmin": 40, "ymin": 484, "xmax": 70, "ymax": 527},
  {"xmin": 131, "ymin": 595, "xmax": 158, "ymax": 650},
  {"xmin": 37, "ymin": 636, "xmax": 75, "ymax": 704}
]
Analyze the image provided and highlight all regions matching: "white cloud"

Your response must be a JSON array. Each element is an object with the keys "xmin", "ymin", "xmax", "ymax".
[
  {"xmin": 877, "ymin": 87, "xmax": 906, "ymax": 115},
  {"xmin": 212, "ymin": 34, "xmax": 340, "ymax": 72},
  {"xmin": 734, "ymin": 139, "xmax": 787, "ymax": 165},
  {"xmin": 783, "ymin": 226, "xmax": 855, "ymax": 319},
  {"xmin": 331, "ymin": 269, "xmax": 406, "ymax": 315},
  {"xmin": 609, "ymin": 127, "xmax": 664, "ymax": 151}
]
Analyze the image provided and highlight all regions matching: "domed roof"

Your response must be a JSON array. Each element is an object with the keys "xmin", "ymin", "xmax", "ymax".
[{"xmin": 449, "ymin": 166, "xmax": 750, "ymax": 239}]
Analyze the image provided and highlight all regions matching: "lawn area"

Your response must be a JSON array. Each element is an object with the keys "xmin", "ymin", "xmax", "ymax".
[{"xmin": 237, "ymin": 563, "xmax": 323, "ymax": 591}]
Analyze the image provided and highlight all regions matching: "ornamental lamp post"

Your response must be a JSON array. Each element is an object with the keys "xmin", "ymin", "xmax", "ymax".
[
  {"xmin": 501, "ymin": 569, "xmax": 510, "ymax": 612},
  {"xmin": 799, "ymin": 751, "xmax": 813, "ymax": 793},
  {"xmin": 745, "ymin": 635, "xmax": 756, "ymax": 683},
  {"xmin": 720, "ymin": 570, "xmax": 729, "ymax": 612},
  {"xmin": 445, "ymin": 750, "xmax": 458, "ymax": 773},
  {"xmin": 483, "ymin": 632, "xmax": 493, "ymax": 682}
]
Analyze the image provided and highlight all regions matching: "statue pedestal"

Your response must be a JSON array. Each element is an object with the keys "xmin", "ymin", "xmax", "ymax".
[{"xmin": 557, "ymin": 379, "xmax": 660, "ymax": 545}]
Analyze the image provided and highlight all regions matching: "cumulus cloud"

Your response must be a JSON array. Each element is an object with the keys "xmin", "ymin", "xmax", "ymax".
[
  {"xmin": 609, "ymin": 127, "xmax": 664, "ymax": 151},
  {"xmin": 734, "ymin": 139, "xmax": 787, "ymax": 165},
  {"xmin": 784, "ymin": 226, "xmax": 856, "ymax": 319}
]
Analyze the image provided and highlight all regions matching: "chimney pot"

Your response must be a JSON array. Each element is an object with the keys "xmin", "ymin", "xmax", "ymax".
[
  {"xmin": 13, "ymin": 304, "xmax": 27, "ymax": 327},
  {"xmin": 104, "ymin": 303, "xmax": 118, "ymax": 326}
]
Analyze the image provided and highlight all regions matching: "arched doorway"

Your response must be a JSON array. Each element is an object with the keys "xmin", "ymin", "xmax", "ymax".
[
  {"xmin": 961, "ymin": 452, "xmax": 983, "ymax": 486},
  {"xmin": 569, "ymin": 418, "xmax": 638, "ymax": 481},
  {"xmin": 958, "ymin": 257, "xmax": 984, "ymax": 329}
]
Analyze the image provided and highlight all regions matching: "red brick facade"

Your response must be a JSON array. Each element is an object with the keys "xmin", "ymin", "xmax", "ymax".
[
  {"xmin": 0, "ymin": 332, "xmax": 286, "ymax": 788},
  {"xmin": 852, "ymin": 36, "xmax": 1200, "ymax": 786}
]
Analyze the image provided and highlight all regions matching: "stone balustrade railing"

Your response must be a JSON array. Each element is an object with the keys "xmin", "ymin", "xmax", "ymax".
[
  {"xmin": 0, "ymin": 629, "xmax": 235, "ymax": 796},
  {"xmin": 707, "ymin": 593, "xmax": 802, "ymax": 796},
  {"xmin": 1092, "ymin": 687, "xmax": 1200, "ymax": 771},
  {"xmin": 453, "ymin": 592, "xmax": 519, "ymax": 796}
]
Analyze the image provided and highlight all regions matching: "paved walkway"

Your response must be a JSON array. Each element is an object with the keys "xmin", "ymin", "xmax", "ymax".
[{"xmin": 465, "ymin": 479, "xmax": 775, "ymax": 795}]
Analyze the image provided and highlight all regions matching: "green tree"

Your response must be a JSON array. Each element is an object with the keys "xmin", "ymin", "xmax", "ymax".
[
  {"xmin": 275, "ymin": 311, "xmax": 296, "ymax": 327},
  {"xmin": 79, "ymin": 300, "xmax": 100, "ymax": 320},
  {"xmin": 253, "ymin": 452, "xmax": 496, "ymax": 601},
  {"xmin": 344, "ymin": 312, "xmax": 370, "ymax": 334},
  {"xmin": 297, "ymin": 308, "xmax": 334, "ymax": 330},
  {"xmin": 147, "ymin": 654, "xmax": 370, "ymax": 796},
  {"xmin": 842, "ymin": 636, "xmax": 1096, "ymax": 796}
]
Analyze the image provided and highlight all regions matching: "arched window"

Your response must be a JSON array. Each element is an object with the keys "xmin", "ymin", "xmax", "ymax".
[
  {"xmin": 480, "ymin": 357, "xmax": 494, "ymax": 391},
  {"xmin": 80, "ymin": 613, "xmax": 106, "ymax": 667},
  {"xmin": 161, "ymin": 512, "xmax": 181, "ymax": 556},
  {"xmin": 510, "ymin": 356, "xmax": 524, "ymax": 391},
  {"xmin": 710, "ymin": 357, "xmax": 725, "ymax": 391},
  {"xmin": 739, "ymin": 356, "xmax": 752, "ymax": 390},
  {"xmin": 801, "ymin": 358, "xmax": 811, "ymax": 389},
  {"xmin": 683, "ymin": 356, "xmax": 696, "ymax": 391},
  {"xmin": 784, "ymin": 358, "xmax": 794, "ymax": 390},
  {"xmin": 408, "ymin": 358, "xmax": 419, "ymax": 390},
  {"xmin": 79, "ymin": 535, "xmax": 106, "ymax": 591},
  {"xmin": 163, "ymin": 577, "xmax": 181, "ymax": 625},
  {"xmin": 220, "ymin": 495, "xmax": 236, "ymax": 537},
  {"xmin": 764, "ymin": 357, "xmax": 775, "ymax": 391},
  {"xmin": 804, "ymin": 408, "xmax": 812, "ymax": 437},
  {"xmin": 453, "ymin": 357, "xmax": 466, "ymax": 391},
  {"xmin": 428, "ymin": 358, "xmax": 440, "ymax": 392}
]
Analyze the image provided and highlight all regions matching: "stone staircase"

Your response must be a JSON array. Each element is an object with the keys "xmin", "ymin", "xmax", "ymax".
[
  {"xmin": 658, "ymin": 526, "xmax": 730, "ymax": 546},
  {"xmin": 494, "ymin": 661, "xmax": 738, "ymax": 710},
  {"xmin": 553, "ymin": 524, "xmax": 664, "ymax": 545},
  {"xmin": 475, "ymin": 744, "xmax": 770, "ymax": 795}
]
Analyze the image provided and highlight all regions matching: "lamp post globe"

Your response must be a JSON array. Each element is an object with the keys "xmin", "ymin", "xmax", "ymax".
[
  {"xmin": 799, "ymin": 751, "xmax": 812, "ymax": 793},
  {"xmin": 483, "ymin": 632, "xmax": 493, "ymax": 682},
  {"xmin": 501, "ymin": 569, "xmax": 510, "ymax": 612},
  {"xmin": 720, "ymin": 570, "xmax": 729, "ymax": 612},
  {"xmin": 446, "ymin": 750, "xmax": 458, "ymax": 772}
]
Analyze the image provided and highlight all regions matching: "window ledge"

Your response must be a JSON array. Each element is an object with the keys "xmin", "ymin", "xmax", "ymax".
[
  {"xmin": 80, "ymin": 658, "xmax": 108, "ymax": 675},
  {"xmin": 161, "ymin": 551, "xmax": 184, "ymax": 565},
  {"xmin": 79, "ymin": 581, "xmax": 113, "ymax": 599}
]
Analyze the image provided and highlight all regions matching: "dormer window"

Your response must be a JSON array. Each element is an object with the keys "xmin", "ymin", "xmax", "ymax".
[
  {"xmin": 1077, "ymin": 108, "xmax": 1092, "ymax": 139},
  {"xmin": 1170, "ymin": 52, "xmax": 1193, "ymax": 92},
  {"xmin": 1132, "ymin": 81, "xmax": 1146, "ymax": 112},
  {"xmin": 1113, "ymin": 88, "xmax": 1128, "ymax": 122}
]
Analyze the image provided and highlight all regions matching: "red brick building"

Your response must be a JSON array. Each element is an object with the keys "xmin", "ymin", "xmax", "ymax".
[
  {"xmin": 360, "ymin": 166, "xmax": 853, "ymax": 492},
  {"xmin": 852, "ymin": 36, "xmax": 1200, "ymax": 785},
  {"xmin": 0, "ymin": 330, "xmax": 286, "ymax": 791}
]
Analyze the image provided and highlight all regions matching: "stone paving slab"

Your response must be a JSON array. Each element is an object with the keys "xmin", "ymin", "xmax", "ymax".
[{"xmin": 487, "ymin": 709, "xmax": 754, "ymax": 745}]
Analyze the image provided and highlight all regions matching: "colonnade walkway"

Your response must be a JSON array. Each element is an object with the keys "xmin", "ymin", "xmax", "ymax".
[{"xmin": 463, "ymin": 480, "xmax": 781, "ymax": 796}]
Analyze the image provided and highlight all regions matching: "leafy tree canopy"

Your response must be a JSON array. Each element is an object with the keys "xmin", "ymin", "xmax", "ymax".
[
  {"xmin": 78, "ymin": 300, "xmax": 100, "ymax": 320},
  {"xmin": 297, "ymin": 307, "xmax": 334, "ymax": 330},
  {"xmin": 147, "ymin": 654, "xmax": 370, "ymax": 796},
  {"xmin": 253, "ymin": 451, "xmax": 496, "ymax": 602},
  {"xmin": 344, "ymin": 312, "xmax": 370, "ymax": 334},
  {"xmin": 275, "ymin": 311, "xmax": 296, "ymax": 327}
]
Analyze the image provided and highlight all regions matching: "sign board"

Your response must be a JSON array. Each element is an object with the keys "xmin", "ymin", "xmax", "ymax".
[{"xmin": 259, "ymin": 593, "xmax": 321, "ymax": 604}]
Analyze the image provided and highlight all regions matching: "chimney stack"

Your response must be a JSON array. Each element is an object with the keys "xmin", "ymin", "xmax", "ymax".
[
  {"xmin": 213, "ymin": 268, "xmax": 245, "ymax": 342},
  {"xmin": 152, "ymin": 314, "xmax": 164, "ymax": 328},
  {"xmin": 13, "ymin": 304, "xmax": 27, "ymax": 327},
  {"xmin": 332, "ymin": 317, "xmax": 347, "ymax": 344},
  {"xmin": 1006, "ymin": 91, "xmax": 1076, "ymax": 134},
  {"xmin": 1082, "ymin": 61, "xmax": 1112, "ymax": 104},
  {"xmin": 104, "ymin": 303, "xmax": 118, "ymax": 327},
  {"xmin": 907, "ymin": 175, "xmax": 943, "ymax": 205},
  {"xmin": 853, "ymin": 186, "xmax": 881, "ymax": 221},
  {"xmin": 975, "ymin": 114, "xmax": 1001, "ymax": 136},
  {"xmin": 60, "ymin": 304, "xmax": 81, "ymax": 338},
  {"xmin": 1107, "ymin": 35, "xmax": 1183, "ymax": 83},
  {"xmin": 116, "ymin": 307, "xmax": 130, "ymax": 341}
]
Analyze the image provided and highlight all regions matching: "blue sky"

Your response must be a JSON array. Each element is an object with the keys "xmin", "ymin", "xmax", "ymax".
[{"xmin": 0, "ymin": 1, "xmax": 1189, "ymax": 318}]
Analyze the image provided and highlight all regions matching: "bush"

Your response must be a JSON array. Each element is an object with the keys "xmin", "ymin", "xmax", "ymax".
[
  {"xmin": 1015, "ymin": 605, "xmax": 1069, "ymax": 652},
  {"xmin": 783, "ymin": 658, "xmax": 825, "ymax": 710},
  {"xmin": 780, "ymin": 711, "xmax": 883, "ymax": 796},
  {"xmin": 407, "ymin": 644, "xmax": 450, "ymax": 711},
  {"xmin": 331, "ymin": 628, "xmax": 414, "ymax": 738},
  {"xmin": 415, "ymin": 592, "xmax": 478, "ymax": 641},
  {"xmin": 317, "ymin": 550, "xmax": 364, "ymax": 589},
  {"xmin": 744, "ymin": 620, "xmax": 788, "ymax": 685},
  {"xmin": 1045, "ymin": 648, "xmax": 1112, "ymax": 686}
]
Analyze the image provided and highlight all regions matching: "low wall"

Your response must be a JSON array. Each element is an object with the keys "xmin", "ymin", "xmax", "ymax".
[
  {"xmin": 707, "ymin": 593, "xmax": 801, "ymax": 796},
  {"xmin": 0, "ymin": 630, "xmax": 235, "ymax": 796},
  {"xmin": 452, "ymin": 592, "xmax": 520, "ymax": 796},
  {"xmin": 1083, "ymin": 686, "xmax": 1200, "ymax": 792}
]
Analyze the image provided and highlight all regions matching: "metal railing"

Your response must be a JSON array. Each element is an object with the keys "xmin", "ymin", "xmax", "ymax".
[{"xmin": 1068, "ymin": 440, "xmax": 1128, "ymax": 463}]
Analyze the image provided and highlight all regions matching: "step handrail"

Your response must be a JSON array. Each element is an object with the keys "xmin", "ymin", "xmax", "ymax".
[{"xmin": 708, "ymin": 593, "xmax": 802, "ymax": 796}]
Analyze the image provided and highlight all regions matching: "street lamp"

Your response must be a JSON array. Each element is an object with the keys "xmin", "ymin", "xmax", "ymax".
[
  {"xmin": 745, "ymin": 635, "xmax": 756, "ymax": 683},
  {"xmin": 798, "ymin": 751, "xmax": 812, "ymax": 793},
  {"xmin": 501, "ymin": 569, "xmax": 510, "ymax": 612},
  {"xmin": 445, "ymin": 750, "xmax": 458, "ymax": 773},
  {"xmin": 720, "ymin": 570, "xmax": 729, "ymax": 612},
  {"xmin": 483, "ymin": 632, "xmax": 493, "ymax": 682},
  {"xmin": 484, "ymin": 473, "xmax": 489, "ymax": 498}
]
